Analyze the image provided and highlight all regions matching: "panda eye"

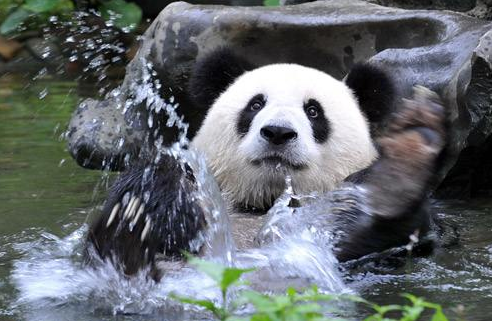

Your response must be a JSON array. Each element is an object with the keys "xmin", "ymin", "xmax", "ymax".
[
  {"xmin": 306, "ymin": 105, "xmax": 319, "ymax": 118},
  {"xmin": 304, "ymin": 99, "xmax": 322, "ymax": 119},
  {"xmin": 251, "ymin": 101, "xmax": 263, "ymax": 111},
  {"xmin": 247, "ymin": 94, "xmax": 266, "ymax": 112}
]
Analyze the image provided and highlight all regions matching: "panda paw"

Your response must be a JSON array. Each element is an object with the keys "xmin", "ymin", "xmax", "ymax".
[{"xmin": 377, "ymin": 86, "xmax": 446, "ymax": 166}]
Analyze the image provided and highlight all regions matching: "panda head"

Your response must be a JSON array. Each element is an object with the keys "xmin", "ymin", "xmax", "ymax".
[{"xmin": 189, "ymin": 48, "xmax": 395, "ymax": 209}]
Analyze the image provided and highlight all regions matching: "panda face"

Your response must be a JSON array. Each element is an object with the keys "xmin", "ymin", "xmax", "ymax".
[
  {"xmin": 191, "ymin": 63, "xmax": 378, "ymax": 209},
  {"xmin": 236, "ymin": 91, "xmax": 330, "ymax": 171}
]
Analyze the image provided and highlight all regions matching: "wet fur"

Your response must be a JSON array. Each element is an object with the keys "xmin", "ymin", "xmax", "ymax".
[{"xmin": 86, "ymin": 154, "xmax": 206, "ymax": 279}]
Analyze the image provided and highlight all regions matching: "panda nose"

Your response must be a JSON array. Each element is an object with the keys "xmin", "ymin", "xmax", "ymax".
[{"xmin": 260, "ymin": 126, "xmax": 298, "ymax": 145}]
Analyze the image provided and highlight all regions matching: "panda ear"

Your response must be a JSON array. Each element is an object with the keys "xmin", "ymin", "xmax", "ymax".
[
  {"xmin": 345, "ymin": 63, "xmax": 396, "ymax": 129},
  {"xmin": 188, "ymin": 47, "xmax": 255, "ymax": 108}
]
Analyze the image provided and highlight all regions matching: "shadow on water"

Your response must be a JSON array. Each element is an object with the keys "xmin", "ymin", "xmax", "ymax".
[{"xmin": 2, "ymin": 73, "xmax": 492, "ymax": 321}]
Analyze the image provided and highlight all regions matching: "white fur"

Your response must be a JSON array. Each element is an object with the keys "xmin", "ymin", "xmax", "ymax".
[{"xmin": 192, "ymin": 64, "xmax": 378, "ymax": 208}]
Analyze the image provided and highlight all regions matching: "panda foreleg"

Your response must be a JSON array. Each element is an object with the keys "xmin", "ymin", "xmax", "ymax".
[
  {"xmin": 333, "ymin": 86, "xmax": 446, "ymax": 262},
  {"xmin": 85, "ymin": 154, "xmax": 207, "ymax": 280}
]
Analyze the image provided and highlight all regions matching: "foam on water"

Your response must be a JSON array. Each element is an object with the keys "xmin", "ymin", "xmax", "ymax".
[
  {"xmin": 11, "ymin": 172, "xmax": 348, "ymax": 317},
  {"xmin": 11, "ymin": 226, "xmax": 220, "ymax": 317}
]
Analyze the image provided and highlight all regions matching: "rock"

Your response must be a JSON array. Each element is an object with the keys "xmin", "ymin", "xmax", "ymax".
[
  {"xmin": 67, "ymin": 0, "xmax": 492, "ymax": 197},
  {"xmin": 366, "ymin": 0, "xmax": 492, "ymax": 20},
  {"xmin": 367, "ymin": 0, "xmax": 476, "ymax": 11},
  {"xmin": 66, "ymin": 98, "xmax": 146, "ymax": 170},
  {"xmin": 467, "ymin": 0, "xmax": 492, "ymax": 20}
]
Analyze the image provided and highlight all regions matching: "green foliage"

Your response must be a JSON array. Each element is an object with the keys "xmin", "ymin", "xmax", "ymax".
[
  {"xmin": 358, "ymin": 293, "xmax": 449, "ymax": 321},
  {"xmin": 23, "ymin": 0, "xmax": 71, "ymax": 13},
  {"xmin": 0, "ymin": 7, "xmax": 32, "ymax": 34},
  {"xmin": 99, "ymin": 0, "xmax": 142, "ymax": 31},
  {"xmin": 0, "ymin": 0, "xmax": 141, "ymax": 35},
  {"xmin": 171, "ymin": 257, "xmax": 450, "ymax": 321},
  {"xmin": 263, "ymin": 0, "xmax": 280, "ymax": 6},
  {"xmin": 0, "ymin": 0, "xmax": 73, "ymax": 34},
  {"xmin": 239, "ymin": 287, "xmax": 339, "ymax": 321},
  {"xmin": 171, "ymin": 256, "xmax": 254, "ymax": 321}
]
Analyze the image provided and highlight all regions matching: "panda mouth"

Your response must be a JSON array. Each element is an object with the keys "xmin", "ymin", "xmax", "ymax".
[{"xmin": 251, "ymin": 155, "xmax": 306, "ymax": 170}]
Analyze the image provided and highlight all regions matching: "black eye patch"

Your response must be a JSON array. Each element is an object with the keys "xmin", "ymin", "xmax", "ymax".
[
  {"xmin": 304, "ymin": 99, "xmax": 330, "ymax": 143},
  {"xmin": 236, "ymin": 94, "xmax": 266, "ymax": 137}
]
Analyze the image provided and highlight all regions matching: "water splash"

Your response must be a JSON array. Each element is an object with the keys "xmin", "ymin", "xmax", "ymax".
[
  {"xmin": 12, "ymin": 36, "xmax": 349, "ymax": 317},
  {"xmin": 12, "ymin": 171, "xmax": 348, "ymax": 317},
  {"xmin": 11, "ymin": 227, "xmax": 219, "ymax": 317}
]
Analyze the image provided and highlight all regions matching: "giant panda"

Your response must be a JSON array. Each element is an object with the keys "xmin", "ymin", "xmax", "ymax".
[{"xmin": 85, "ymin": 48, "xmax": 446, "ymax": 280}]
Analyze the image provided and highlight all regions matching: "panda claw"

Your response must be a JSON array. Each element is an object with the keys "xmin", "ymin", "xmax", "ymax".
[
  {"xmin": 123, "ymin": 196, "xmax": 140, "ymax": 220},
  {"xmin": 141, "ymin": 217, "xmax": 152, "ymax": 242},
  {"xmin": 123, "ymin": 195, "xmax": 135, "ymax": 219},
  {"xmin": 106, "ymin": 202, "xmax": 120, "ymax": 228},
  {"xmin": 131, "ymin": 203, "xmax": 145, "ymax": 226}
]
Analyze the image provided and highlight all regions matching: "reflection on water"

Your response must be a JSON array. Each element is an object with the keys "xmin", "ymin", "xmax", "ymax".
[{"xmin": 2, "ymin": 75, "xmax": 492, "ymax": 320}]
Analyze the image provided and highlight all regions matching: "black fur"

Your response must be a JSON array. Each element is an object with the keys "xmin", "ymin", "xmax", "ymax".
[
  {"xmin": 86, "ymin": 155, "xmax": 206, "ymax": 280},
  {"xmin": 236, "ymin": 94, "xmax": 266, "ymax": 137},
  {"xmin": 332, "ymin": 183, "xmax": 432, "ymax": 263},
  {"xmin": 303, "ymin": 99, "xmax": 330, "ymax": 143},
  {"xmin": 188, "ymin": 47, "xmax": 255, "ymax": 109},
  {"xmin": 345, "ymin": 63, "xmax": 396, "ymax": 134}
]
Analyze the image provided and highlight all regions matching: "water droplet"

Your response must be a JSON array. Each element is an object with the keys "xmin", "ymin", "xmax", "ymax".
[
  {"xmin": 32, "ymin": 68, "xmax": 48, "ymax": 80},
  {"xmin": 117, "ymin": 138, "xmax": 125, "ymax": 149},
  {"xmin": 148, "ymin": 115, "xmax": 153, "ymax": 128},
  {"xmin": 38, "ymin": 88, "xmax": 48, "ymax": 99}
]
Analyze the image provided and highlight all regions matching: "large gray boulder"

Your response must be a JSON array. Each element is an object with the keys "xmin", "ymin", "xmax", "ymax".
[{"xmin": 67, "ymin": 0, "xmax": 492, "ymax": 196}]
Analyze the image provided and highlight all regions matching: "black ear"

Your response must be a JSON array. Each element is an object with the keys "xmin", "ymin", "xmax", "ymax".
[
  {"xmin": 345, "ymin": 63, "xmax": 396, "ymax": 131},
  {"xmin": 188, "ymin": 47, "xmax": 255, "ymax": 108}
]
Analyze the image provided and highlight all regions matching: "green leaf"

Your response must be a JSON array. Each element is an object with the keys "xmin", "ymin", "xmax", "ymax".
[
  {"xmin": 187, "ymin": 256, "xmax": 225, "ymax": 283},
  {"xmin": 220, "ymin": 267, "xmax": 255, "ymax": 293},
  {"xmin": 99, "ymin": 0, "xmax": 142, "ymax": 31},
  {"xmin": 0, "ymin": 7, "xmax": 31, "ymax": 34},
  {"xmin": 52, "ymin": 0, "xmax": 74, "ymax": 13},
  {"xmin": 241, "ymin": 291, "xmax": 280, "ymax": 313},
  {"xmin": 290, "ymin": 302, "xmax": 322, "ymax": 314},
  {"xmin": 263, "ymin": 0, "xmax": 280, "ymax": 6},
  {"xmin": 402, "ymin": 305, "xmax": 425, "ymax": 321},
  {"xmin": 23, "ymin": 0, "xmax": 62, "ymax": 13},
  {"xmin": 187, "ymin": 256, "xmax": 254, "ymax": 293},
  {"xmin": 431, "ymin": 309, "xmax": 449, "ymax": 321},
  {"xmin": 250, "ymin": 315, "xmax": 273, "ymax": 321},
  {"xmin": 376, "ymin": 305, "xmax": 403, "ymax": 315},
  {"xmin": 273, "ymin": 295, "xmax": 291, "ymax": 309},
  {"xmin": 169, "ymin": 293, "xmax": 219, "ymax": 314}
]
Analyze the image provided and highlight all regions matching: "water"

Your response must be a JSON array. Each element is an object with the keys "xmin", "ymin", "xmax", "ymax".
[{"xmin": 2, "ymin": 74, "xmax": 492, "ymax": 320}]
